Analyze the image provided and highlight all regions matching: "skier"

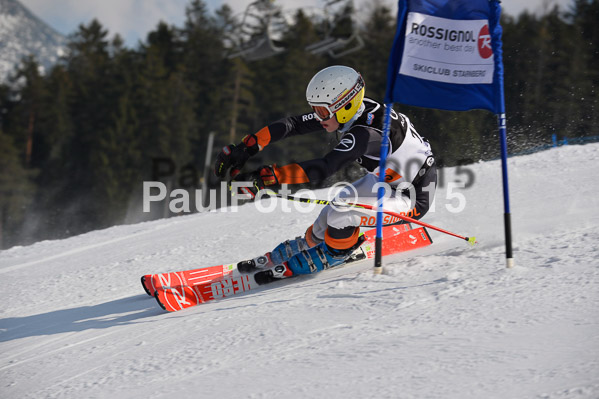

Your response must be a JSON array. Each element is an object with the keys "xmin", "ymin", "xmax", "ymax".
[{"xmin": 214, "ymin": 65, "xmax": 436, "ymax": 280}]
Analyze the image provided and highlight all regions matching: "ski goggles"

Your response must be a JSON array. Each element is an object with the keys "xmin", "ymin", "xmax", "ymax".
[{"xmin": 311, "ymin": 105, "xmax": 335, "ymax": 121}]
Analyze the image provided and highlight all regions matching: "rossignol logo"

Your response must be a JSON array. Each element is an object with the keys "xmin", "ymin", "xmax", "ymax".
[
  {"xmin": 477, "ymin": 25, "xmax": 493, "ymax": 59},
  {"xmin": 376, "ymin": 168, "xmax": 402, "ymax": 183},
  {"xmin": 359, "ymin": 208, "xmax": 422, "ymax": 226},
  {"xmin": 334, "ymin": 133, "xmax": 356, "ymax": 152},
  {"xmin": 302, "ymin": 113, "xmax": 315, "ymax": 122},
  {"xmin": 399, "ymin": 12, "xmax": 494, "ymax": 84},
  {"xmin": 410, "ymin": 22, "xmax": 476, "ymax": 42},
  {"xmin": 157, "ymin": 272, "xmax": 198, "ymax": 310}
]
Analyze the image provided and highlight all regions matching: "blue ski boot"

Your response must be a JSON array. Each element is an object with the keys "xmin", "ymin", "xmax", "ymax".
[
  {"xmin": 251, "ymin": 235, "xmax": 366, "ymax": 285},
  {"xmin": 286, "ymin": 235, "xmax": 366, "ymax": 275},
  {"xmin": 238, "ymin": 236, "xmax": 310, "ymax": 273}
]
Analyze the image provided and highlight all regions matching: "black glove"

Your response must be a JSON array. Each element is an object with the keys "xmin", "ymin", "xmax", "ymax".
[
  {"xmin": 233, "ymin": 165, "xmax": 280, "ymax": 200},
  {"xmin": 214, "ymin": 134, "xmax": 260, "ymax": 179}
]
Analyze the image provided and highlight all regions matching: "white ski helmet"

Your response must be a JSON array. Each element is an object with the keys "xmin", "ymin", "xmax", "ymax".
[{"xmin": 306, "ymin": 65, "xmax": 365, "ymax": 124}]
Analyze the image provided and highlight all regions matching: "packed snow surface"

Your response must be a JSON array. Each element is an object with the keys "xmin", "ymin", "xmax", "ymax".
[{"xmin": 1, "ymin": 143, "xmax": 598, "ymax": 398}]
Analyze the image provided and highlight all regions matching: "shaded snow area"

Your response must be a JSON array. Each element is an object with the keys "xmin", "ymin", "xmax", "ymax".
[{"xmin": 1, "ymin": 143, "xmax": 598, "ymax": 399}]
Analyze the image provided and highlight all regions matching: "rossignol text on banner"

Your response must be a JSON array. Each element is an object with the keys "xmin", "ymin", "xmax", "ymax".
[{"xmin": 399, "ymin": 13, "xmax": 494, "ymax": 84}]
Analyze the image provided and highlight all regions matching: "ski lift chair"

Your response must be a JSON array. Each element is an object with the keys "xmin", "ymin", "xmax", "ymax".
[
  {"xmin": 227, "ymin": 0, "xmax": 286, "ymax": 61},
  {"xmin": 305, "ymin": 0, "xmax": 364, "ymax": 58},
  {"xmin": 305, "ymin": 31, "xmax": 364, "ymax": 58},
  {"xmin": 228, "ymin": 31, "xmax": 285, "ymax": 61}
]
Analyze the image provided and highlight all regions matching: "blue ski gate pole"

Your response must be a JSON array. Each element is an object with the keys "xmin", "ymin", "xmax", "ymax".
[
  {"xmin": 491, "ymin": 0, "xmax": 514, "ymax": 268},
  {"xmin": 374, "ymin": 105, "xmax": 393, "ymax": 272}
]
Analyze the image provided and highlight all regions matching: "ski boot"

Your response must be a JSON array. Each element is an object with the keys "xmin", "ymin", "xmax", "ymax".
[
  {"xmin": 286, "ymin": 235, "xmax": 366, "ymax": 276},
  {"xmin": 237, "ymin": 236, "xmax": 310, "ymax": 273},
  {"xmin": 253, "ymin": 263, "xmax": 294, "ymax": 285},
  {"xmin": 251, "ymin": 235, "xmax": 366, "ymax": 285},
  {"xmin": 237, "ymin": 254, "xmax": 271, "ymax": 273}
]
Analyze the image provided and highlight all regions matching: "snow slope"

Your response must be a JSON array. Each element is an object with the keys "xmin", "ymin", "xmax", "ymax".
[{"xmin": 1, "ymin": 143, "xmax": 598, "ymax": 399}]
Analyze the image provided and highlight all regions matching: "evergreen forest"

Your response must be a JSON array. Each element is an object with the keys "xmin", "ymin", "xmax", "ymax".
[{"xmin": 1, "ymin": 0, "xmax": 598, "ymax": 248}]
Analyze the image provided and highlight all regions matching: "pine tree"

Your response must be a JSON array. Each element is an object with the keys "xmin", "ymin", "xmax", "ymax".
[
  {"xmin": 249, "ymin": 9, "xmax": 327, "ymax": 169},
  {"xmin": 6, "ymin": 57, "xmax": 46, "ymax": 167},
  {"xmin": 568, "ymin": 0, "xmax": 599, "ymax": 136},
  {"xmin": 350, "ymin": 1, "xmax": 395, "ymax": 99},
  {"xmin": 136, "ymin": 22, "xmax": 195, "ymax": 177},
  {"xmin": 181, "ymin": 0, "xmax": 230, "ymax": 143},
  {"xmin": 0, "ymin": 130, "xmax": 36, "ymax": 248}
]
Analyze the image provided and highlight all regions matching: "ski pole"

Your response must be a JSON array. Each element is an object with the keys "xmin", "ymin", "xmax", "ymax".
[{"xmin": 266, "ymin": 192, "xmax": 477, "ymax": 245}]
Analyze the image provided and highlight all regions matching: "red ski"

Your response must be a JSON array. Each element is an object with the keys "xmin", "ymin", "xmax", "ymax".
[
  {"xmin": 140, "ymin": 224, "xmax": 414, "ymax": 297},
  {"xmin": 146, "ymin": 224, "xmax": 432, "ymax": 312},
  {"xmin": 141, "ymin": 263, "xmax": 235, "ymax": 297}
]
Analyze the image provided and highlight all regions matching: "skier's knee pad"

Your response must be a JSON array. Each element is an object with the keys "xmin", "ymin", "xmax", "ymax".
[
  {"xmin": 304, "ymin": 224, "xmax": 323, "ymax": 247},
  {"xmin": 324, "ymin": 226, "xmax": 360, "ymax": 250}
]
